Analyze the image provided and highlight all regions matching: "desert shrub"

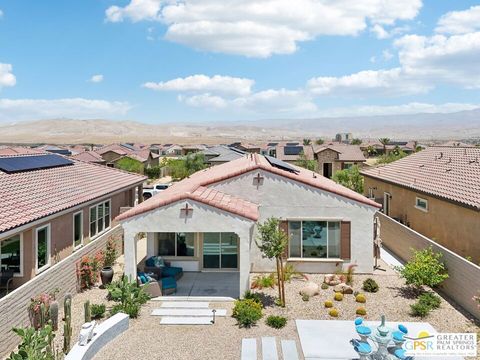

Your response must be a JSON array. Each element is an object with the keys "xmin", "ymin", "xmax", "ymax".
[
  {"xmin": 356, "ymin": 307, "xmax": 367, "ymax": 316},
  {"xmin": 266, "ymin": 315, "xmax": 287, "ymax": 329},
  {"xmin": 328, "ymin": 308, "xmax": 339, "ymax": 317},
  {"xmin": 324, "ymin": 300, "xmax": 333, "ymax": 308},
  {"xmin": 282, "ymin": 264, "xmax": 307, "ymax": 282},
  {"xmin": 144, "ymin": 166, "xmax": 161, "ymax": 179},
  {"xmin": 107, "ymin": 277, "xmax": 150, "ymax": 318},
  {"xmin": 418, "ymin": 292, "xmax": 441, "ymax": 309},
  {"xmin": 251, "ymin": 273, "xmax": 276, "ymax": 290},
  {"xmin": 410, "ymin": 302, "xmax": 431, "ymax": 317},
  {"xmin": 244, "ymin": 291, "xmax": 263, "ymax": 307},
  {"xmin": 362, "ymin": 278, "xmax": 379, "ymax": 293},
  {"xmin": 302, "ymin": 293, "xmax": 310, "ymax": 302},
  {"xmin": 397, "ymin": 247, "xmax": 449, "ymax": 289},
  {"xmin": 334, "ymin": 292, "xmax": 343, "ymax": 301},
  {"xmin": 321, "ymin": 283, "xmax": 329, "ymax": 290},
  {"xmin": 344, "ymin": 264, "xmax": 357, "ymax": 285},
  {"xmin": 232, "ymin": 299, "xmax": 263, "ymax": 328},
  {"xmin": 90, "ymin": 304, "xmax": 106, "ymax": 319},
  {"xmin": 355, "ymin": 294, "xmax": 366, "ymax": 303},
  {"xmin": 7, "ymin": 324, "xmax": 56, "ymax": 360}
]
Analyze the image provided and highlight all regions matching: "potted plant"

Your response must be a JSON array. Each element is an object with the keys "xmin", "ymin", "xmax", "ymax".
[{"xmin": 101, "ymin": 238, "xmax": 117, "ymax": 286}]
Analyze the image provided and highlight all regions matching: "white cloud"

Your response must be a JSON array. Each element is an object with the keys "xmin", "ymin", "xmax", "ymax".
[
  {"xmin": 143, "ymin": 74, "xmax": 254, "ymax": 96},
  {"xmin": 179, "ymin": 93, "xmax": 228, "ymax": 109},
  {"xmin": 436, "ymin": 6, "xmax": 480, "ymax": 34},
  {"xmin": 89, "ymin": 74, "xmax": 104, "ymax": 83},
  {"xmin": 0, "ymin": 98, "xmax": 131, "ymax": 122},
  {"xmin": 0, "ymin": 63, "xmax": 16, "ymax": 88},
  {"xmin": 370, "ymin": 24, "xmax": 411, "ymax": 39},
  {"xmin": 382, "ymin": 49, "xmax": 393, "ymax": 60},
  {"xmin": 106, "ymin": 0, "xmax": 422, "ymax": 57}
]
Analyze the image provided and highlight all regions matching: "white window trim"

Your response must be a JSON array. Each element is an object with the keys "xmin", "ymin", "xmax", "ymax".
[
  {"xmin": 35, "ymin": 224, "xmax": 51, "ymax": 274},
  {"xmin": 288, "ymin": 220, "xmax": 341, "ymax": 259},
  {"xmin": 0, "ymin": 233, "xmax": 24, "ymax": 277},
  {"xmin": 415, "ymin": 197, "xmax": 429, "ymax": 212},
  {"xmin": 89, "ymin": 199, "xmax": 111, "ymax": 239},
  {"xmin": 73, "ymin": 211, "xmax": 84, "ymax": 250}
]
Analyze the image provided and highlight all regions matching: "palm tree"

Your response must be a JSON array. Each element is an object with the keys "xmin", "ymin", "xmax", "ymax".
[
  {"xmin": 378, "ymin": 138, "xmax": 390, "ymax": 155},
  {"xmin": 315, "ymin": 138, "xmax": 324, "ymax": 145},
  {"xmin": 303, "ymin": 138, "xmax": 312, "ymax": 145}
]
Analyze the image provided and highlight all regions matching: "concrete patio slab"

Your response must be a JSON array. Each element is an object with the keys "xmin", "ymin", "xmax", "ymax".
[
  {"xmin": 261, "ymin": 337, "xmax": 278, "ymax": 360},
  {"xmin": 160, "ymin": 316, "xmax": 213, "ymax": 325},
  {"xmin": 151, "ymin": 308, "xmax": 227, "ymax": 317},
  {"xmin": 151, "ymin": 296, "xmax": 235, "ymax": 302},
  {"xmin": 296, "ymin": 320, "xmax": 464, "ymax": 360},
  {"xmin": 281, "ymin": 340, "xmax": 299, "ymax": 360},
  {"xmin": 241, "ymin": 338, "xmax": 257, "ymax": 360},
  {"xmin": 160, "ymin": 301, "xmax": 210, "ymax": 308}
]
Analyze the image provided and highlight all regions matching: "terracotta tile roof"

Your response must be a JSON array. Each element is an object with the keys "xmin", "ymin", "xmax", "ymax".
[
  {"xmin": 95, "ymin": 144, "xmax": 134, "ymax": 156},
  {"xmin": 313, "ymin": 143, "xmax": 366, "ymax": 162},
  {"xmin": 361, "ymin": 146, "xmax": 480, "ymax": 210},
  {"xmin": 0, "ymin": 154, "xmax": 146, "ymax": 233},
  {"xmin": 0, "ymin": 147, "xmax": 46, "ymax": 156},
  {"xmin": 117, "ymin": 153, "xmax": 380, "ymax": 222},
  {"xmin": 71, "ymin": 150, "xmax": 105, "ymax": 163}
]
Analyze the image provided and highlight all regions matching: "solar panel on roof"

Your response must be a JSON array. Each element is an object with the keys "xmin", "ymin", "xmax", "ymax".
[
  {"xmin": 284, "ymin": 146, "xmax": 304, "ymax": 156},
  {"xmin": 264, "ymin": 155, "xmax": 298, "ymax": 173},
  {"xmin": 286, "ymin": 142, "xmax": 299, "ymax": 146},
  {"xmin": 0, "ymin": 155, "xmax": 73, "ymax": 173},
  {"xmin": 267, "ymin": 142, "xmax": 278, "ymax": 147}
]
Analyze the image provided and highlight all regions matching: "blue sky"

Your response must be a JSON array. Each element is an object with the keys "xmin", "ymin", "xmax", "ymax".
[{"xmin": 0, "ymin": 0, "xmax": 479, "ymax": 123}]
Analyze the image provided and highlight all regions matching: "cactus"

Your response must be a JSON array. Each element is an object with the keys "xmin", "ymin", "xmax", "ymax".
[
  {"xmin": 324, "ymin": 300, "xmax": 333, "ymax": 308},
  {"xmin": 321, "ymin": 283, "xmax": 329, "ymax": 290},
  {"xmin": 328, "ymin": 308, "xmax": 339, "ymax": 317},
  {"xmin": 39, "ymin": 303, "xmax": 48, "ymax": 328},
  {"xmin": 334, "ymin": 292, "xmax": 343, "ymax": 301},
  {"xmin": 63, "ymin": 296, "xmax": 72, "ymax": 354},
  {"xmin": 84, "ymin": 300, "xmax": 91, "ymax": 323},
  {"xmin": 355, "ymin": 293, "xmax": 367, "ymax": 303},
  {"xmin": 356, "ymin": 307, "xmax": 367, "ymax": 316},
  {"xmin": 49, "ymin": 300, "xmax": 59, "ymax": 331}
]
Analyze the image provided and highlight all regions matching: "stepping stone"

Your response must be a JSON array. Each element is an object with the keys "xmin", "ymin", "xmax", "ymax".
[
  {"xmin": 160, "ymin": 316, "xmax": 213, "ymax": 325},
  {"xmin": 241, "ymin": 338, "xmax": 257, "ymax": 360},
  {"xmin": 262, "ymin": 337, "xmax": 278, "ymax": 360},
  {"xmin": 151, "ymin": 308, "xmax": 227, "ymax": 317},
  {"xmin": 281, "ymin": 340, "xmax": 299, "ymax": 360},
  {"xmin": 160, "ymin": 301, "xmax": 209, "ymax": 308}
]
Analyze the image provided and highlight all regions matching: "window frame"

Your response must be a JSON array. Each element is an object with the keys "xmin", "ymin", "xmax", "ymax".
[
  {"xmin": 0, "ymin": 233, "xmax": 24, "ymax": 277},
  {"xmin": 73, "ymin": 210, "xmax": 84, "ymax": 250},
  {"xmin": 288, "ymin": 220, "xmax": 342, "ymax": 259},
  {"xmin": 415, "ymin": 197, "xmax": 429, "ymax": 212},
  {"xmin": 157, "ymin": 232, "xmax": 196, "ymax": 258},
  {"xmin": 35, "ymin": 224, "xmax": 51, "ymax": 274},
  {"xmin": 89, "ymin": 199, "xmax": 111, "ymax": 239}
]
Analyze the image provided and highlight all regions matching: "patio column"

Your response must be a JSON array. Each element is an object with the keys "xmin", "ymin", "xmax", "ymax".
[
  {"xmin": 137, "ymin": 184, "xmax": 143, "ymax": 204},
  {"xmin": 123, "ymin": 227, "xmax": 137, "ymax": 282},
  {"xmin": 238, "ymin": 229, "xmax": 251, "ymax": 297},
  {"xmin": 146, "ymin": 232, "xmax": 156, "ymax": 258}
]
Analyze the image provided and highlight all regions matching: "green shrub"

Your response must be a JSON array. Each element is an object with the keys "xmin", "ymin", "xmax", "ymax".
[
  {"xmin": 397, "ymin": 247, "xmax": 449, "ymax": 289},
  {"xmin": 362, "ymin": 278, "xmax": 379, "ymax": 293},
  {"xmin": 244, "ymin": 291, "xmax": 263, "ymax": 307},
  {"xmin": 251, "ymin": 273, "xmax": 276, "ymax": 289},
  {"xmin": 321, "ymin": 283, "xmax": 329, "ymax": 290},
  {"xmin": 106, "ymin": 277, "xmax": 150, "ymax": 318},
  {"xmin": 144, "ymin": 166, "xmax": 161, "ymax": 179},
  {"xmin": 302, "ymin": 293, "xmax": 310, "ymax": 302},
  {"xmin": 232, "ymin": 299, "xmax": 263, "ymax": 328},
  {"xmin": 418, "ymin": 292, "xmax": 441, "ymax": 309},
  {"xmin": 266, "ymin": 315, "xmax": 287, "ymax": 329},
  {"xmin": 7, "ymin": 325, "xmax": 55, "ymax": 360},
  {"xmin": 90, "ymin": 304, "xmax": 106, "ymax": 319},
  {"xmin": 410, "ymin": 301, "xmax": 431, "ymax": 317}
]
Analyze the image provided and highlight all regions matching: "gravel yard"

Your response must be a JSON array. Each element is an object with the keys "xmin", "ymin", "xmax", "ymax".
[{"xmin": 90, "ymin": 268, "xmax": 479, "ymax": 360}]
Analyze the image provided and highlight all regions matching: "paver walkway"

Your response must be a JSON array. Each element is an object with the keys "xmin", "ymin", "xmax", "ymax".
[{"xmin": 241, "ymin": 337, "xmax": 300, "ymax": 360}]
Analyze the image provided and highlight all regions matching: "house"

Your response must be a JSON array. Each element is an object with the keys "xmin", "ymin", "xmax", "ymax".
[
  {"xmin": 360, "ymin": 140, "xmax": 417, "ymax": 157},
  {"xmin": 71, "ymin": 150, "xmax": 106, "ymax": 165},
  {"xmin": 438, "ymin": 140, "xmax": 475, "ymax": 148},
  {"xmin": 272, "ymin": 144, "xmax": 314, "ymax": 165},
  {"xmin": 181, "ymin": 145, "xmax": 206, "ymax": 155},
  {"xmin": 335, "ymin": 133, "xmax": 353, "ymax": 144},
  {"xmin": 201, "ymin": 145, "xmax": 246, "ymax": 165},
  {"xmin": 158, "ymin": 144, "xmax": 183, "ymax": 157},
  {"xmin": 95, "ymin": 144, "xmax": 135, "ymax": 165},
  {"xmin": 361, "ymin": 146, "xmax": 480, "ymax": 263},
  {"xmin": 230, "ymin": 142, "xmax": 262, "ymax": 153},
  {"xmin": 0, "ymin": 147, "xmax": 45, "ymax": 156},
  {"xmin": 313, "ymin": 143, "xmax": 366, "ymax": 178},
  {"xmin": 116, "ymin": 153, "xmax": 380, "ymax": 295},
  {"xmin": 113, "ymin": 150, "xmax": 160, "ymax": 173},
  {"xmin": 0, "ymin": 153, "xmax": 146, "ymax": 288},
  {"xmin": 34, "ymin": 145, "xmax": 72, "ymax": 156}
]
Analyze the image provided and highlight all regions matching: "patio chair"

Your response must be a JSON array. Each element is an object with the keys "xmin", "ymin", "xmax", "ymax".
[
  {"xmin": 0, "ymin": 269, "xmax": 14, "ymax": 294},
  {"xmin": 144, "ymin": 256, "xmax": 183, "ymax": 280}
]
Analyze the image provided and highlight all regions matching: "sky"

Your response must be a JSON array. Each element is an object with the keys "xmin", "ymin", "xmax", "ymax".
[{"xmin": 0, "ymin": 0, "xmax": 479, "ymax": 124}]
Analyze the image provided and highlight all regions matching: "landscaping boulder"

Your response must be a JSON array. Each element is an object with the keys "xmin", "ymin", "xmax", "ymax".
[
  {"xmin": 300, "ymin": 282, "xmax": 319, "ymax": 297},
  {"xmin": 324, "ymin": 274, "xmax": 341, "ymax": 286},
  {"xmin": 334, "ymin": 283, "xmax": 353, "ymax": 294}
]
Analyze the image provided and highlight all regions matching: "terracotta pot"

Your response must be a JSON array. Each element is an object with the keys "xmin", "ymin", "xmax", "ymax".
[{"xmin": 100, "ymin": 266, "xmax": 114, "ymax": 286}]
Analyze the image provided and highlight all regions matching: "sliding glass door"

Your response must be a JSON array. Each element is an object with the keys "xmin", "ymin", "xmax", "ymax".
[{"xmin": 203, "ymin": 233, "xmax": 238, "ymax": 269}]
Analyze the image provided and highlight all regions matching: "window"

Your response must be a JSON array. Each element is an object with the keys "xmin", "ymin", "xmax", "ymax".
[
  {"xmin": 89, "ymin": 200, "xmax": 111, "ymax": 238},
  {"xmin": 288, "ymin": 220, "xmax": 341, "ymax": 259},
  {"xmin": 36, "ymin": 225, "xmax": 50, "ymax": 272},
  {"xmin": 415, "ymin": 197, "xmax": 428, "ymax": 212},
  {"xmin": 157, "ymin": 233, "xmax": 195, "ymax": 257},
  {"xmin": 343, "ymin": 163, "xmax": 354, "ymax": 170},
  {"xmin": 0, "ymin": 234, "xmax": 22, "ymax": 275},
  {"xmin": 73, "ymin": 211, "xmax": 83, "ymax": 249}
]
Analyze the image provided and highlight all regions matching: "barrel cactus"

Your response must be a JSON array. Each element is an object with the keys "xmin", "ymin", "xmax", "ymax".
[
  {"xmin": 334, "ymin": 292, "xmax": 343, "ymax": 301},
  {"xmin": 356, "ymin": 293, "xmax": 367, "ymax": 303},
  {"xmin": 324, "ymin": 300, "xmax": 333, "ymax": 308},
  {"xmin": 328, "ymin": 308, "xmax": 339, "ymax": 317},
  {"xmin": 356, "ymin": 307, "xmax": 367, "ymax": 316}
]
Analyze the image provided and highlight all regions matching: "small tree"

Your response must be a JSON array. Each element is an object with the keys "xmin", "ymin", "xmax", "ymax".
[
  {"xmin": 396, "ymin": 247, "xmax": 449, "ymax": 291},
  {"xmin": 295, "ymin": 151, "xmax": 317, "ymax": 171},
  {"xmin": 255, "ymin": 218, "xmax": 288, "ymax": 307},
  {"xmin": 303, "ymin": 138, "xmax": 312, "ymax": 145},
  {"xmin": 315, "ymin": 138, "xmax": 324, "ymax": 145},
  {"xmin": 351, "ymin": 138, "xmax": 362, "ymax": 145},
  {"xmin": 332, "ymin": 165, "xmax": 364, "ymax": 193}
]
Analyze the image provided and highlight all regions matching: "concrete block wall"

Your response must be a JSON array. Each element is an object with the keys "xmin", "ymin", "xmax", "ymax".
[
  {"xmin": 377, "ymin": 212, "xmax": 480, "ymax": 320},
  {"xmin": 0, "ymin": 226, "xmax": 123, "ymax": 358}
]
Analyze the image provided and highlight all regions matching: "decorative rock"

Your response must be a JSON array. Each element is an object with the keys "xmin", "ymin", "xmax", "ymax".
[
  {"xmin": 334, "ymin": 283, "xmax": 353, "ymax": 294},
  {"xmin": 299, "ymin": 282, "xmax": 319, "ymax": 297},
  {"xmin": 324, "ymin": 274, "xmax": 341, "ymax": 286}
]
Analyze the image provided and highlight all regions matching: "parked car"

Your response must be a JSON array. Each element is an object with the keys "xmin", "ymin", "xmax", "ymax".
[{"xmin": 143, "ymin": 183, "xmax": 171, "ymax": 200}]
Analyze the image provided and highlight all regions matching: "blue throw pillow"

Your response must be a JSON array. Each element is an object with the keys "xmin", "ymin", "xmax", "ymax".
[
  {"xmin": 140, "ymin": 275, "xmax": 147, "ymax": 284},
  {"xmin": 145, "ymin": 257, "xmax": 155, "ymax": 267}
]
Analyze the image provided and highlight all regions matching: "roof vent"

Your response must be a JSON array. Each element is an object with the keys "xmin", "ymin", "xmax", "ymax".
[
  {"xmin": 419, "ymin": 164, "xmax": 425, "ymax": 168},
  {"xmin": 439, "ymin": 152, "xmax": 443, "ymax": 159},
  {"xmin": 446, "ymin": 168, "xmax": 452, "ymax": 172},
  {"xmin": 447, "ymin": 157, "xmax": 452, "ymax": 164}
]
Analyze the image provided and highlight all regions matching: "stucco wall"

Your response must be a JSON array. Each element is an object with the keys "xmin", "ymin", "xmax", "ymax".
[
  {"xmin": 211, "ymin": 169, "xmax": 377, "ymax": 273},
  {"xmin": 377, "ymin": 212, "xmax": 480, "ymax": 320},
  {"xmin": 0, "ymin": 226, "xmax": 124, "ymax": 358},
  {"xmin": 315, "ymin": 149, "xmax": 342, "ymax": 177},
  {"xmin": 364, "ymin": 176, "xmax": 480, "ymax": 263}
]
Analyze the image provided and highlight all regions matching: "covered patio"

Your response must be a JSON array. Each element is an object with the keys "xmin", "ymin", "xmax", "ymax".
[{"xmin": 174, "ymin": 272, "xmax": 240, "ymax": 298}]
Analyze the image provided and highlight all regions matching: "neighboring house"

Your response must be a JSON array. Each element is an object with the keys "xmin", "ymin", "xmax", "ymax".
[
  {"xmin": 0, "ymin": 147, "xmax": 45, "ymax": 156},
  {"xmin": 159, "ymin": 144, "xmax": 183, "ymax": 157},
  {"xmin": 117, "ymin": 154, "xmax": 380, "ymax": 295},
  {"xmin": 335, "ymin": 133, "xmax": 353, "ymax": 144},
  {"xmin": 230, "ymin": 142, "xmax": 262, "ymax": 153},
  {"xmin": 272, "ymin": 144, "xmax": 314, "ymax": 165},
  {"xmin": 71, "ymin": 150, "xmax": 106, "ymax": 165},
  {"xmin": 112, "ymin": 150, "xmax": 160, "ymax": 173},
  {"xmin": 361, "ymin": 146, "xmax": 480, "ymax": 263},
  {"xmin": 0, "ymin": 153, "xmax": 146, "ymax": 289},
  {"xmin": 438, "ymin": 140, "xmax": 475, "ymax": 148},
  {"xmin": 360, "ymin": 140, "xmax": 417, "ymax": 156},
  {"xmin": 202, "ymin": 145, "xmax": 246, "ymax": 165},
  {"xmin": 182, "ymin": 145, "xmax": 206, "ymax": 155},
  {"xmin": 313, "ymin": 143, "xmax": 366, "ymax": 178},
  {"xmin": 35, "ymin": 145, "xmax": 72, "ymax": 156},
  {"xmin": 95, "ymin": 144, "xmax": 134, "ymax": 165}
]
